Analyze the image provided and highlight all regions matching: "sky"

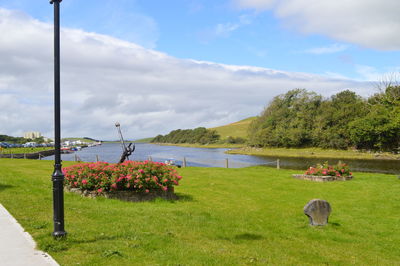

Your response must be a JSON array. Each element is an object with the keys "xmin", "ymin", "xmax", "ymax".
[{"xmin": 0, "ymin": 0, "xmax": 399, "ymax": 140}]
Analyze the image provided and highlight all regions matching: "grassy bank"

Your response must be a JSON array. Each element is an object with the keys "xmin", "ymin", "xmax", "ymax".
[
  {"xmin": 227, "ymin": 146, "xmax": 400, "ymax": 160},
  {"xmin": 0, "ymin": 159, "xmax": 399, "ymax": 265},
  {"xmin": 0, "ymin": 147, "xmax": 53, "ymax": 154},
  {"xmin": 210, "ymin": 117, "xmax": 256, "ymax": 139},
  {"xmin": 155, "ymin": 142, "xmax": 245, "ymax": 149}
]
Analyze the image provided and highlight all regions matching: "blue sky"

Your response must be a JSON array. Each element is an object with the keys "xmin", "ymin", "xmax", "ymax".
[
  {"xmin": 1, "ymin": 0, "xmax": 399, "ymax": 81},
  {"xmin": 0, "ymin": 0, "xmax": 399, "ymax": 139}
]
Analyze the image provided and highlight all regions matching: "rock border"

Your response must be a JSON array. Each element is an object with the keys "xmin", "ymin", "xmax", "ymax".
[
  {"xmin": 292, "ymin": 174, "xmax": 353, "ymax": 182},
  {"xmin": 65, "ymin": 187, "xmax": 178, "ymax": 202}
]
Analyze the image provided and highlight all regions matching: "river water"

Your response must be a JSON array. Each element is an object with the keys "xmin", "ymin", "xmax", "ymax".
[{"xmin": 43, "ymin": 143, "xmax": 399, "ymax": 174}]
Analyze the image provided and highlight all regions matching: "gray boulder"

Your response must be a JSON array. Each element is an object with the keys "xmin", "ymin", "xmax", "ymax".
[{"xmin": 304, "ymin": 199, "xmax": 331, "ymax": 226}]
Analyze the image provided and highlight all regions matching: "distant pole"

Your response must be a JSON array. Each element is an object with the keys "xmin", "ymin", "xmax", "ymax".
[
  {"xmin": 50, "ymin": 0, "xmax": 66, "ymax": 238},
  {"xmin": 96, "ymin": 155, "xmax": 99, "ymax": 162},
  {"xmin": 277, "ymin": 159, "xmax": 280, "ymax": 170},
  {"xmin": 183, "ymin": 157, "xmax": 187, "ymax": 168},
  {"xmin": 225, "ymin": 158, "xmax": 229, "ymax": 168}
]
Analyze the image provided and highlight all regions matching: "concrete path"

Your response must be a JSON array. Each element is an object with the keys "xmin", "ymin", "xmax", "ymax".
[{"xmin": 0, "ymin": 204, "xmax": 59, "ymax": 266}]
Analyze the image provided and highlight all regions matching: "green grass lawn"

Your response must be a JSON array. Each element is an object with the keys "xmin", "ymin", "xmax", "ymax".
[
  {"xmin": 0, "ymin": 147, "xmax": 53, "ymax": 154},
  {"xmin": 228, "ymin": 146, "xmax": 400, "ymax": 160},
  {"xmin": 0, "ymin": 159, "xmax": 399, "ymax": 265}
]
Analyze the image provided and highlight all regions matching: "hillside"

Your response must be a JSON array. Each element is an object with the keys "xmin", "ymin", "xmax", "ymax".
[{"xmin": 210, "ymin": 117, "xmax": 256, "ymax": 140}]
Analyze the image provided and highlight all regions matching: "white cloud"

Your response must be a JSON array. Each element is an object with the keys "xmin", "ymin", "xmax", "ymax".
[
  {"xmin": 0, "ymin": 8, "xmax": 372, "ymax": 140},
  {"xmin": 214, "ymin": 14, "xmax": 253, "ymax": 37},
  {"xmin": 304, "ymin": 44, "xmax": 348, "ymax": 55},
  {"xmin": 234, "ymin": 0, "xmax": 400, "ymax": 50}
]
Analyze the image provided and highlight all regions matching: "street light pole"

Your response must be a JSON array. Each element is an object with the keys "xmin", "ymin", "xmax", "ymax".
[{"xmin": 50, "ymin": 0, "xmax": 66, "ymax": 238}]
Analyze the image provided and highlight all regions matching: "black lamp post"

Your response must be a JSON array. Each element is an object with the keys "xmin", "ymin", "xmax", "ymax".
[{"xmin": 50, "ymin": 0, "xmax": 67, "ymax": 238}]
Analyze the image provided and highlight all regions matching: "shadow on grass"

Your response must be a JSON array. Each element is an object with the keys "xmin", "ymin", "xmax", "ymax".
[
  {"xmin": 150, "ymin": 193, "xmax": 195, "ymax": 204},
  {"xmin": 234, "ymin": 233, "xmax": 264, "ymax": 240},
  {"xmin": 175, "ymin": 193, "xmax": 195, "ymax": 202},
  {"xmin": 218, "ymin": 233, "xmax": 264, "ymax": 241},
  {"xmin": 0, "ymin": 183, "xmax": 14, "ymax": 192}
]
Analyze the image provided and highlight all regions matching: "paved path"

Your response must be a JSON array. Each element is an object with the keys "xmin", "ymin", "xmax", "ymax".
[{"xmin": 0, "ymin": 204, "xmax": 59, "ymax": 266}]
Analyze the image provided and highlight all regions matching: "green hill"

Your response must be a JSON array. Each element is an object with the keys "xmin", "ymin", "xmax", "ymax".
[{"xmin": 210, "ymin": 117, "xmax": 256, "ymax": 140}]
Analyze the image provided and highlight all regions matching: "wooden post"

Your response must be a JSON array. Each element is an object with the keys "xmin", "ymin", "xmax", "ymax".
[
  {"xmin": 10, "ymin": 152, "xmax": 13, "ymax": 159},
  {"xmin": 183, "ymin": 157, "xmax": 187, "ymax": 168},
  {"xmin": 225, "ymin": 158, "xmax": 229, "ymax": 168},
  {"xmin": 39, "ymin": 153, "xmax": 42, "ymax": 160},
  {"xmin": 148, "ymin": 156, "xmax": 152, "ymax": 161},
  {"xmin": 277, "ymin": 159, "xmax": 280, "ymax": 170},
  {"xmin": 24, "ymin": 153, "xmax": 26, "ymax": 159},
  {"xmin": 96, "ymin": 155, "xmax": 99, "ymax": 162},
  {"xmin": 74, "ymin": 154, "xmax": 77, "ymax": 162}
]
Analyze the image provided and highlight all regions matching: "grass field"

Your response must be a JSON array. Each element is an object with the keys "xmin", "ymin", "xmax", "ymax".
[
  {"xmin": 210, "ymin": 117, "xmax": 256, "ymax": 139},
  {"xmin": 0, "ymin": 159, "xmax": 399, "ymax": 265},
  {"xmin": 0, "ymin": 147, "xmax": 53, "ymax": 154},
  {"xmin": 228, "ymin": 146, "xmax": 400, "ymax": 160}
]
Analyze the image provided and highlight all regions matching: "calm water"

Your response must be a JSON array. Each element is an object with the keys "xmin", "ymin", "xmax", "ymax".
[{"xmin": 43, "ymin": 143, "xmax": 400, "ymax": 174}]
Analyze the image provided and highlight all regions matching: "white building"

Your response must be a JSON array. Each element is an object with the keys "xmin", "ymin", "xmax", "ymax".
[{"xmin": 24, "ymin": 131, "xmax": 42, "ymax": 139}]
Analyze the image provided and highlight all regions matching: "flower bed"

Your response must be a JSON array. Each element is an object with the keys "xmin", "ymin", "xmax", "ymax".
[
  {"xmin": 292, "ymin": 161, "xmax": 353, "ymax": 182},
  {"xmin": 63, "ymin": 161, "xmax": 182, "ymax": 201}
]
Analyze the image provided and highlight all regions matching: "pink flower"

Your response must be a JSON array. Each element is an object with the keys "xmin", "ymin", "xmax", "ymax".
[
  {"xmin": 341, "ymin": 169, "xmax": 345, "ymax": 173},
  {"xmin": 145, "ymin": 189, "xmax": 149, "ymax": 193},
  {"xmin": 73, "ymin": 181, "xmax": 78, "ymax": 186},
  {"xmin": 111, "ymin": 183, "xmax": 117, "ymax": 189},
  {"xmin": 322, "ymin": 171, "xmax": 327, "ymax": 175},
  {"xmin": 82, "ymin": 179, "xmax": 88, "ymax": 185},
  {"xmin": 177, "ymin": 176, "xmax": 182, "ymax": 180},
  {"xmin": 138, "ymin": 169, "xmax": 144, "ymax": 173},
  {"xmin": 162, "ymin": 186, "xmax": 168, "ymax": 191},
  {"xmin": 97, "ymin": 188, "xmax": 103, "ymax": 193},
  {"xmin": 163, "ymin": 178, "xmax": 168, "ymax": 183}
]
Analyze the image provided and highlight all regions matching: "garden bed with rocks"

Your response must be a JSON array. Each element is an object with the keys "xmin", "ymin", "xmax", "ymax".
[
  {"xmin": 292, "ymin": 174, "xmax": 353, "ymax": 182},
  {"xmin": 65, "ymin": 186, "xmax": 178, "ymax": 202}
]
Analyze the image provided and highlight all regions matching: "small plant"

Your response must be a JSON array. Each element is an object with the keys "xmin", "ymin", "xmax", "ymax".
[
  {"xmin": 305, "ymin": 161, "xmax": 352, "ymax": 177},
  {"xmin": 63, "ymin": 160, "xmax": 182, "ymax": 193}
]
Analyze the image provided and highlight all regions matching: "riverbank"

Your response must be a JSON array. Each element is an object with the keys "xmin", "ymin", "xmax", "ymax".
[
  {"xmin": 0, "ymin": 159, "xmax": 399, "ymax": 265},
  {"xmin": 0, "ymin": 148, "xmax": 55, "ymax": 159},
  {"xmin": 227, "ymin": 146, "xmax": 400, "ymax": 160},
  {"xmin": 153, "ymin": 143, "xmax": 400, "ymax": 160},
  {"xmin": 0, "ymin": 147, "xmax": 53, "ymax": 154}
]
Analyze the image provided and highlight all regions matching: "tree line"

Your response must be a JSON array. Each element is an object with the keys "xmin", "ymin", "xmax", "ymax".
[
  {"xmin": 0, "ymin": 135, "xmax": 46, "ymax": 144},
  {"xmin": 151, "ymin": 127, "xmax": 220, "ymax": 145},
  {"xmin": 248, "ymin": 86, "xmax": 400, "ymax": 151}
]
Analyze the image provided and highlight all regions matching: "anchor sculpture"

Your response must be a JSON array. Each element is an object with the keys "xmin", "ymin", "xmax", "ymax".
[{"xmin": 115, "ymin": 122, "xmax": 135, "ymax": 163}]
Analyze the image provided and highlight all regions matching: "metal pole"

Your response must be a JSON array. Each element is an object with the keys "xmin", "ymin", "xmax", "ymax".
[
  {"xmin": 50, "ymin": 0, "xmax": 66, "ymax": 238},
  {"xmin": 115, "ymin": 122, "xmax": 129, "ymax": 160}
]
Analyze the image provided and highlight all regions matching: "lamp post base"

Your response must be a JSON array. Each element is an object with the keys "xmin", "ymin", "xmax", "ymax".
[{"xmin": 52, "ymin": 231, "xmax": 67, "ymax": 238}]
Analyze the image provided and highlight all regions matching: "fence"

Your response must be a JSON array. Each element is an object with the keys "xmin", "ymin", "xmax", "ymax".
[{"xmin": 1, "ymin": 151, "xmax": 281, "ymax": 169}]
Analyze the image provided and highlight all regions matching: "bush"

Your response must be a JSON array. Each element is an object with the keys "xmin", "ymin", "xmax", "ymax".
[
  {"xmin": 63, "ymin": 161, "xmax": 182, "ymax": 193},
  {"xmin": 305, "ymin": 161, "xmax": 352, "ymax": 177}
]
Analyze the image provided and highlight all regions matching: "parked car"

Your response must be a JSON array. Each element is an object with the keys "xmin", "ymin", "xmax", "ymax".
[{"xmin": 0, "ymin": 142, "xmax": 10, "ymax": 148}]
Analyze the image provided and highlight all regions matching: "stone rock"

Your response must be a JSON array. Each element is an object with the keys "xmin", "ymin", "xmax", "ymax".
[{"xmin": 304, "ymin": 199, "xmax": 331, "ymax": 226}]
